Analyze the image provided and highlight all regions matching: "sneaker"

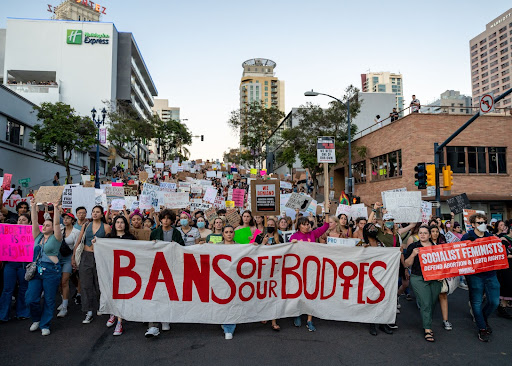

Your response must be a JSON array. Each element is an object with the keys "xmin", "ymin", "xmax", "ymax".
[
  {"xmin": 106, "ymin": 315, "xmax": 116, "ymax": 327},
  {"xmin": 387, "ymin": 323, "xmax": 398, "ymax": 330},
  {"xmin": 41, "ymin": 328, "xmax": 51, "ymax": 336},
  {"xmin": 396, "ymin": 297, "xmax": 401, "ymax": 309},
  {"xmin": 443, "ymin": 320, "xmax": 453, "ymax": 331},
  {"xmin": 74, "ymin": 294, "xmax": 82, "ymax": 305},
  {"xmin": 97, "ymin": 311, "xmax": 104, "ymax": 316},
  {"xmin": 29, "ymin": 322, "xmax": 40, "ymax": 332},
  {"xmin": 293, "ymin": 316, "xmax": 301, "ymax": 327},
  {"xmin": 478, "ymin": 329, "xmax": 490, "ymax": 342},
  {"xmin": 406, "ymin": 294, "xmax": 413, "ymax": 301},
  {"xmin": 145, "ymin": 326, "xmax": 160, "ymax": 338},
  {"xmin": 161, "ymin": 322, "xmax": 171, "ymax": 331},
  {"xmin": 82, "ymin": 314, "xmax": 94, "ymax": 324},
  {"xmin": 225, "ymin": 333, "xmax": 233, "ymax": 340},
  {"xmin": 369, "ymin": 324, "xmax": 377, "ymax": 336},
  {"xmin": 378, "ymin": 324, "xmax": 393, "ymax": 334},
  {"xmin": 113, "ymin": 322, "xmax": 123, "ymax": 336},
  {"xmin": 485, "ymin": 322, "xmax": 493, "ymax": 334},
  {"xmin": 57, "ymin": 308, "xmax": 67, "ymax": 318},
  {"xmin": 306, "ymin": 321, "xmax": 316, "ymax": 332},
  {"xmin": 458, "ymin": 282, "xmax": 468, "ymax": 290},
  {"xmin": 57, "ymin": 303, "xmax": 63, "ymax": 311}
]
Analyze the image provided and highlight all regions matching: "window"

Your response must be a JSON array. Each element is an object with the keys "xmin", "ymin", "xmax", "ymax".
[
  {"xmin": 352, "ymin": 161, "xmax": 367, "ymax": 184},
  {"xmin": 265, "ymin": 92, "xmax": 268, "ymax": 96},
  {"xmin": 446, "ymin": 147, "xmax": 466, "ymax": 173},
  {"xmin": 490, "ymin": 53, "xmax": 498, "ymax": 60},
  {"xmin": 378, "ymin": 85, "xmax": 386, "ymax": 92},
  {"xmin": 372, "ymin": 77, "xmax": 379, "ymax": 84},
  {"xmin": 489, "ymin": 147, "xmax": 506, "ymax": 174},
  {"xmin": 468, "ymin": 147, "xmax": 486, "ymax": 173},
  {"xmin": 480, "ymin": 38, "xmax": 487, "ymax": 44},
  {"xmin": 6, "ymin": 120, "xmax": 24, "ymax": 146},
  {"xmin": 264, "ymin": 81, "xmax": 268, "ymax": 85},
  {"xmin": 370, "ymin": 150, "xmax": 402, "ymax": 181},
  {"xmin": 490, "ymin": 39, "xmax": 498, "ymax": 46},
  {"xmin": 499, "ymin": 26, "xmax": 507, "ymax": 34}
]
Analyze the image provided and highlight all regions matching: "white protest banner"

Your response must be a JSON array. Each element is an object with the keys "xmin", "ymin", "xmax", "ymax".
[
  {"xmin": 111, "ymin": 199, "xmax": 125, "ymax": 211},
  {"xmin": 61, "ymin": 184, "xmax": 75, "ymax": 208},
  {"xmin": 203, "ymin": 187, "xmax": 218, "ymax": 204},
  {"xmin": 163, "ymin": 192, "xmax": 190, "ymax": 209},
  {"xmin": 421, "ymin": 201, "xmax": 433, "ymax": 224},
  {"xmin": 383, "ymin": 191, "xmax": 422, "ymax": 223},
  {"xmin": 72, "ymin": 187, "xmax": 96, "ymax": 219},
  {"xmin": 95, "ymin": 239, "xmax": 400, "ymax": 324},
  {"xmin": 160, "ymin": 182, "xmax": 177, "ymax": 192},
  {"xmin": 326, "ymin": 237, "xmax": 361, "ymax": 246},
  {"xmin": 285, "ymin": 193, "xmax": 313, "ymax": 211},
  {"xmin": 280, "ymin": 181, "xmax": 292, "ymax": 190},
  {"xmin": 381, "ymin": 187, "xmax": 407, "ymax": 209}
]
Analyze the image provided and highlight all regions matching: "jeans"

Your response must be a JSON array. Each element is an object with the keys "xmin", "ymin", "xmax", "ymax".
[
  {"xmin": 0, "ymin": 262, "xmax": 30, "ymax": 320},
  {"xmin": 223, "ymin": 324, "xmax": 236, "ymax": 334},
  {"xmin": 25, "ymin": 261, "xmax": 61, "ymax": 330},
  {"xmin": 466, "ymin": 272, "xmax": 500, "ymax": 330}
]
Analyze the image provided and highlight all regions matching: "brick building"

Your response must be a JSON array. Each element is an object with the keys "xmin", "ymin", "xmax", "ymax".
[{"xmin": 329, "ymin": 112, "xmax": 512, "ymax": 221}]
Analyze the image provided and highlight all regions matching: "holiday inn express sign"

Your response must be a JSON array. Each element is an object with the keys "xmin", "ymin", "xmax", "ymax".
[{"xmin": 67, "ymin": 30, "xmax": 110, "ymax": 45}]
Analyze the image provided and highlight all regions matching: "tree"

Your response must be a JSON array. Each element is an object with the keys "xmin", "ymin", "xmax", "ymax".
[
  {"xmin": 277, "ymin": 85, "xmax": 366, "ymax": 199},
  {"xmin": 29, "ymin": 102, "xmax": 97, "ymax": 182},
  {"xmin": 153, "ymin": 116, "xmax": 192, "ymax": 161},
  {"xmin": 227, "ymin": 101, "xmax": 285, "ymax": 169}
]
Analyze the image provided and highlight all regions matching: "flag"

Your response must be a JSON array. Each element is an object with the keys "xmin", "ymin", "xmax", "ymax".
[{"xmin": 340, "ymin": 191, "xmax": 350, "ymax": 205}]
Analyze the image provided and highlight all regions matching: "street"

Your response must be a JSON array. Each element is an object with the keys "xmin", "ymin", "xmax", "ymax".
[{"xmin": 0, "ymin": 289, "xmax": 510, "ymax": 366}]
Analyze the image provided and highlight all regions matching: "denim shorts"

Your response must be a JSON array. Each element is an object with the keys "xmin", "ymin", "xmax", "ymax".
[{"xmin": 60, "ymin": 254, "xmax": 73, "ymax": 274}]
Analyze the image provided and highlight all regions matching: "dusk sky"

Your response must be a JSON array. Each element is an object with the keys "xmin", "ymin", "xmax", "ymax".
[{"xmin": 2, "ymin": 1, "xmax": 510, "ymax": 160}]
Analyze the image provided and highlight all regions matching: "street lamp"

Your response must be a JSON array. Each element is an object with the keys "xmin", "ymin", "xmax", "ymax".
[
  {"xmin": 304, "ymin": 89, "xmax": 353, "ymax": 198},
  {"xmin": 91, "ymin": 107, "xmax": 107, "ymax": 189}
]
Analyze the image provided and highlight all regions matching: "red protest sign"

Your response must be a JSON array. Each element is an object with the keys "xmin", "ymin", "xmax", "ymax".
[
  {"xmin": 419, "ymin": 237, "xmax": 509, "ymax": 281},
  {"xmin": 2, "ymin": 174, "xmax": 12, "ymax": 190}
]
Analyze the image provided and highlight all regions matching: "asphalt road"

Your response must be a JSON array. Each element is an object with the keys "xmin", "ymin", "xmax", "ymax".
[{"xmin": 0, "ymin": 289, "xmax": 510, "ymax": 366}]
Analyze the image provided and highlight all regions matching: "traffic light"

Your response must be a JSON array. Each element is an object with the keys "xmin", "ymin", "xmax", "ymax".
[
  {"xmin": 442, "ymin": 165, "xmax": 453, "ymax": 191},
  {"xmin": 201, "ymin": 135, "xmax": 204, "ymax": 141},
  {"xmin": 352, "ymin": 196, "xmax": 360, "ymax": 204},
  {"xmin": 426, "ymin": 164, "xmax": 436, "ymax": 187},
  {"xmin": 414, "ymin": 163, "xmax": 427, "ymax": 189}
]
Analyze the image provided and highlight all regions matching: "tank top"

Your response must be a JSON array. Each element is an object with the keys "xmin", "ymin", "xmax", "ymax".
[{"xmin": 85, "ymin": 222, "xmax": 106, "ymax": 247}]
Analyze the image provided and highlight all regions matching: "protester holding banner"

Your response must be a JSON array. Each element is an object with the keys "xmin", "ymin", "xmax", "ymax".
[
  {"xmin": 461, "ymin": 213, "xmax": 500, "ymax": 342},
  {"xmin": 404, "ymin": 225, "xmax": 442, "ymax": 342},
  {"xmin": 290, "ymin": 216, "xmax": 329, "ymax": 332},
  {"xmin": 57, "ymin": 211, "xmax": 80, "ymax": 318},
  {"xmin": 254, "ymin": 215, "xmax": 265, "ymax": 233},
  {"xmin": 72, "ymin": 205, "xmax": 111, "ymax": 325},
  {"xmin": 25, "ymin": 198, "xmax": 63, "ymax": 336},
  {"xmin": 219, "ymin": 225, "xmax": 238, "ymax": 339},
  {"xmin": 206, "ymin": 218, "xmax": 224, "ymax": 243},
  {"xmin": 149, "ymin": 209, "xmax": 184, "ymax": 245},
  {"xmin": 177, "ymin": 212, "xmax": 200, "ymax": 246},
  {"xmin": 277, "ymin": 217, "xmax": 292, "ymax": 233},
  {"xmin": 236, "ymin": 210, "xmax": 257, "ymax": 235},
  {"xmin": 254, "ymin": 218, "xmax": 283, "ymax": 246},
  {"xmin": 352, "ymin": 217, "xmax": 367, "ymax": 241},
  {"xmin": 196, "ymin": 216, "xmax": 212, "ymax": 244},
  {"xmin": 0, "ymin": 219, "xmax": 32, "ymax": 322},
  {"xmin": 104, "ymin": 215, "xmax": 136, "ymax": 336},
  {"xmin": 493, "ymin": 221, "xmax": 512, "ymax": 319}
]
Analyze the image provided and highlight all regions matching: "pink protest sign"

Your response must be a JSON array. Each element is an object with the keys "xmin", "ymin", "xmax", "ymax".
[
  {"xmin": 0, "ymin": 224, "xmax": 38, "ymax": 262},
  {"xmin": 259, "ymin": 170, "xmax": 267, "ymax": 177},
  {"xmin": 2, "ymin": 174, "xmax": 12, "ymax": 190},
  {"xmin": 232, "ymin": 189, "xmax": 246, "ymax": 207},
  {"xmin": 112, "ymin": 182, "xmax": 123, "ymax": 187}
]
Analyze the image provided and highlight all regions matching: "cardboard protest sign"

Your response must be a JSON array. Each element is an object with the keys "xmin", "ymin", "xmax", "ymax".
[
  {"xmin": 285, "ymin": 192, "xmax": 313, "ymax": 211},
  {"xmin": 204, "ymin": 207, "xmax": 218, "ymax": 223},
  {"xmin": 35, "ymin": 186, "xmax": 64, "ymax": 204},
  {"xmin": 130, "ymin": 228, "xmax": 151, "ymax": 241},
  {"xmin": 0, "ymin": 224, "xmax": 38, "ymax": 262},
  {"xmin": 326, "ymin": 237, "xmax": 361, "ymax": 246},
  {"xmin": 382, "ymin": 191, "xmax": 422, "ymax": 223},
  {"xmin": 446, "ymin": 193, "xmax": 471, "ymax": 214},
  {"xmin": 84, "ymin": 180, "xmax": 94, "ymax": 188},
  {"xmin": 71, "ymin": 187, "xmax": 96, "ymax": 219},
  {"xmin": 234, "ymin": 227, "xmax": 252, "ymax": 244},
  {"xmin": 139, "ymin": 171, "xmax": 148, "ymax": 182},
  {"xmin": 124, "ymin": 185, "xmax": 138, "ymax": 197},
  {"xmin": 226, "ymin": 208, "xmax": 241, "ymax": 227},
  {"xmin": 250, "ymin": 180, "xmax": 280, "ymax": 216},
  {"xmin": 419, "ymin": 237, "xmax": 509, "ymax": 281}
]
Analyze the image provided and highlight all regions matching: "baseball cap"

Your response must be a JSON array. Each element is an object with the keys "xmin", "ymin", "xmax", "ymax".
[
  {"xmin": 382, "ymin": 213, "xmax": 394, "ymax": 221},
  {"xmin": 490, "ymin": 218, "xmax": 497, "ymax": 224},
  {"xmin": 63, "ymin": 212, "xmax": 76, "ymax": 220}
]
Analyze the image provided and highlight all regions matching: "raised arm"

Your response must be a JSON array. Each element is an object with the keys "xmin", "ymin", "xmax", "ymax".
[
  {"xmin": 368, "ymin": 202, "xmax": 381, "ymax": 225},
  {"xmin": 30, "ymin": 197, "xmax": 41, "ymax": 239},
  {"xmin": 53, "ymin": 204, "xmax": 63, "ymax": 241},
  {"xmin": 398, "ymin": 223, "xmax": 415, "ymax": 235}
]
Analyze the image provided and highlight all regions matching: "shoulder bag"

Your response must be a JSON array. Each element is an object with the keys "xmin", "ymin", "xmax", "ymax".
[
  {"xmin": 25, "ymin": 235, "xmax": 44, "ymax": 281},
  {"xmin": 75, "ymin": 222, "xmax": 90, "ymax": 267},
  {"xmin": 59, "ymin": 227, "xmax": 74, "ymax": 257}
]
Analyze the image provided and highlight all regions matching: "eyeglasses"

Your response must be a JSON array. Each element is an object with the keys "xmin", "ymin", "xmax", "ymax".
[{"xmin": 475, "ymin": 221, "xmax": 487, "ymax": 225}]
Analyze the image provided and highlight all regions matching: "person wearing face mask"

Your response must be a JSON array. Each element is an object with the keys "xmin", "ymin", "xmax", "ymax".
[
  {"xmin": 196, "ymin": 216, "xmax": 212, "ymax": 244},
  {"xmin": 461, "ymin": 213, "xmax": 500, "ymax": 342},
  {"xmin": 177, "ymin": 211, "xmax": 200, "ymax": 246},
  {"xmin": 368, "ymin": 203, "xmax": 415, "ymax": 248},
  {"xmin": 255, "ymin": 218, "xmax": 284, "ymax": 245}
]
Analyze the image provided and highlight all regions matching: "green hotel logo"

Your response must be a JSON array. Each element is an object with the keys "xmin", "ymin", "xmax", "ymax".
[{"xmin": 66, "ymin": 29, "xmax": 83, "ymax": 44}]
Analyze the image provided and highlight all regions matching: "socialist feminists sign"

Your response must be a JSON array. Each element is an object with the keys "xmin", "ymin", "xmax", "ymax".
[{"xmin": 95, "ymin": 239, "xmax": 400, "ymax": 324}]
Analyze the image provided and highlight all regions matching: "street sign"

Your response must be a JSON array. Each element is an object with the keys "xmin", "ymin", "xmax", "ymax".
[
  {"xmin": 317, "ymin": 136, "xmax": 335, "ymax": 163},
  {"xmin": 479, "ymin": 93, "xmax": 495, "ymax": 115},
  {"xmin": 18, "ymin": 178, "xmax": 30, "ymax": 184},
  {"xmin": 431, "ymin": 201, "xmax": 440, "ymax": 208},
  {"xmin": 426, "ymin": 186, "xmax": 435, "ymax": 197}
]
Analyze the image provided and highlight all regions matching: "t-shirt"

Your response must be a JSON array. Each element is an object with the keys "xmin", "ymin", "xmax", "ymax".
[
  {"xmin": 404, "ymin": 241, "xmax": 425, "ymax": 276},
  {"xmin": 162, "ymin": 228, "xmax": 174, "ymax": 243},
  {"xmin": 34, "ymin": 233, "xmax": 61, "ymax": 261},
  {"xmin": 60, "ymin": 224, "xmax": 81, "ymax": 250},
  {"xmin": 410, "ymin": 99, "xmax": 420, "ymax": 112},
  {"xmin": 377, "ymin": 227, "xmax": 409, "ymax": 248},
  {"xmin": 178, "ymin": 226, "xmax": 200, "ymax": 246},
  {"xmin": 206, "ymin": 233, "xmax": 223, "ymax": 243}
]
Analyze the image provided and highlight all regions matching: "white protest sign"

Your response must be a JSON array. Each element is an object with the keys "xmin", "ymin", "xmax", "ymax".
[
  {"xmin": 383, "ymin": 191, "xmax": 422, "ymax": 223},
  {"xmin": 326, "ymin": 237, "xmax": 360, "ymax": 246},
  {"xmin": 206, "ymin": 171, "xmax": 216, "ymax": 178},
  {"xmin": 203, "ymin": 187, "xmax": 218, "ymax": 204},
  {"xmin": 305, "ymin": 199, "xmax": 318, "ymax": 215},
  {"xmin": 213, "ymin": 196, "xmax": 226, "ymax": 209},
  {"xmin": 72, "ymin": 187, "xmax": 96, "ymax": 219},
  {"xmin": 191, "ymin": 185, "xmax": 203, "ymax": 194},
  {"xmin": 381, "ymin": 187, "xmax": 407, "ymax": 209},
  {"xmin": 163, "ymin": 192, "xmax": 190, "ymax": 209},
  {"xmin": 421, "ymin": 201, "xmax": 433, "ymax": 224},
  {"xmin": 171, "ymin": 163, "xmax": 179, "ymax": 174},
  {"xmin": 160, "ymin": 182, "xmax": 177, "ymax": 192},
  {"xmin": 285, "ymin": 192, "xmax": 313, "ymax": 211},
  {"xmin": 124, "ymin": 196, "xmax": 138, "ymax": 211},
  {"xmin": 139, "ymin": 194, "xmax": 153, "ymax": 210},
  {"xmin": 280, "ymin": 181, "xmax": 292, "ymax": 190},
  {"xmin": 155, "ymin": 163, "xmax": 164, "ymax": 169},
  {"xmin": 105, "ymin": 186, "xmax": 124, "ymax": 206},
  {"xmin": 350, "ymin": 204, "xmax": 368, "ymax": 220},
  {"xmin": 61, "ymin": 184, "xmax": 75, "ymax": 208},
  {"xmin": 110, "ymin": 199, "xmax": 125, "ymax": 211}
]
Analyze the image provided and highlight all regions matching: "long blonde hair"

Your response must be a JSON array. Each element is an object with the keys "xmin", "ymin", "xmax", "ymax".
[{"xmin": 329, "ymin": 215, "xmax": 344, "ymax": 234}]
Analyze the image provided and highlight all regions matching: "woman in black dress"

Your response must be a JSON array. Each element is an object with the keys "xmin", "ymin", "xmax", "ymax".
[{"xmin": 494, "ymin": 221, "xmax": 512, "ymax": 318}]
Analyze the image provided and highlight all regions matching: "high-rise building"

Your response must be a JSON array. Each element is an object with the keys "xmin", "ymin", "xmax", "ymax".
[
  {"xmin": 469, "ymin": 8, "xmax": 512, "ymax": 109},
  {"xmin": 52, "ymin": 0, "xmax": 104, "ymax": 22},
  {"xmin": 420, "ymin": 90, "xmax": 473, "ymax": 114},
  {"xmin": 361, "ymin": 72, "xmax": 404, "ymax": 112},
  {"xmin": 153, "ymin": 98, "xmax": 180, "ymax": 121}
]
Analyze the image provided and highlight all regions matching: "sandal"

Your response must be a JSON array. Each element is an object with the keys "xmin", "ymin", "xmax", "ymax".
[
  {"xmin": 424, "ymin": 330, "xmax": 435, "ymax": 342},
  {"xmin": 271, "ymin": 324, "xmax": 281, "ymax": 331}
]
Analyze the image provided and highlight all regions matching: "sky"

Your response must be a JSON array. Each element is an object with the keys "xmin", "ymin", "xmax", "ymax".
[{"xmin": 2, "ymin": 1, "xmax": 511, "ymax": 161}]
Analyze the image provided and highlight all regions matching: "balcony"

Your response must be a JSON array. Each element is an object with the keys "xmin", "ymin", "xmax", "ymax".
[
  {"xmin": 131, "ymin": 58, "xmax": 154, "ymax": 105},
  {"xmin": 5, "ymin": 83, "xmax": 60, "ymax": 104},
  {"xmin": 131, "ymin": 78, "xmax": 152, "ymax": 115}
]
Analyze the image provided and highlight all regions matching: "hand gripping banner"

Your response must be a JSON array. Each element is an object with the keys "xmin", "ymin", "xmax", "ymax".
[{"xmin": 95, "ymin": 239, "xmax": 400, "ymax": 324}]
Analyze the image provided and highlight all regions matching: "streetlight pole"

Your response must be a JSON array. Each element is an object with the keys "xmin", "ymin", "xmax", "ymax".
[
  {"xmin": 91, "ymin": 107, "xmax": 107, "ymax": 189},
  {"xmin": 304, "ymin": 90, "xmax": 353, "ymax": 198}
]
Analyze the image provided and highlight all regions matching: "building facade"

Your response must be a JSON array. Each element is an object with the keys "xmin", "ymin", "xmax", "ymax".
[
  {"xmin": 469, "ymin": 8, "xmax": 512, "ymax": 109},
  {"xmin": 149, "ymin": 98, "xmax": 181, "ymax": 162},
  {"xmin": 1, "ymin": 18, "xmax": 157, "ymax": 173},
  {"xmin": 421, "ymin": 90, "xmax": 473, "ymax": 114},
  {"xmin": 53, "ymin": 0, "xmax": 102, "ymax": 22},
  {"xmin": 361, "ymin": 71, "xmax": 404, "ymax": 112},
  {"xmin": 331, "ymin": 113, "xmax": 511, "ymax": 221}
]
